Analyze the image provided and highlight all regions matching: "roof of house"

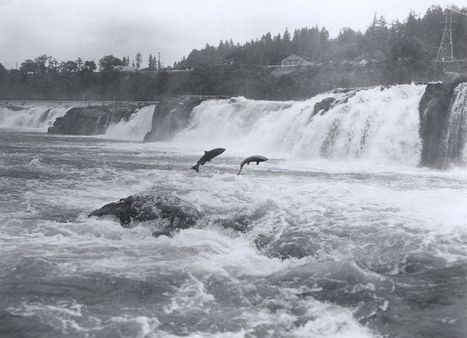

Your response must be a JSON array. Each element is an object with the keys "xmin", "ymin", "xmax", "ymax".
[{"xmin": 282, "ymin": 54, "xmax": 314, "ymax": 62}]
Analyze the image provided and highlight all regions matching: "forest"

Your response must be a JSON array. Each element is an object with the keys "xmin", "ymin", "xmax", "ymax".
[{"xmin": 175, "ymin": 6, "xmax": 467, "ymax": 67}]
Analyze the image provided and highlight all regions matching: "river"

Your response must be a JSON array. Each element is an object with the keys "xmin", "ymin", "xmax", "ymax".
[{"xmin": 0, "ymin": 88, "xmax": 466, "ymax": 337}]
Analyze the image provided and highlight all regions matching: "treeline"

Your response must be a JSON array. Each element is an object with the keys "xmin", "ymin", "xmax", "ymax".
[
  {"xmin": 13, "ymin": 52, "xmax": 161, "ymax": 74},
  {"xmin": 0, "ymin": 58, "xmax": 459, "ymax": 101},
  {"xmin": 0, "ymin": 52, "xmax": 166, "ymax": 100},
  {"xmin": 175, "ymin": 6, "xmax": 467, "ymax": 68}
]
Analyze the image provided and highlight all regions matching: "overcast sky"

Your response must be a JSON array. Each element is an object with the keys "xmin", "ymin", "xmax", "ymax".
[{"xmin": 0, "ymin": 0, "xmax": 465, "ymax": 68}]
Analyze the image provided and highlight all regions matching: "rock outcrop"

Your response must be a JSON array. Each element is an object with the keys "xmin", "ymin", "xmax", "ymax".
[
  {"xmin": 89, "ymin": 194, "xmax": 202, "ymax": 236},
  {"xmin": 89, "ymin": 193, "xmax": 267, "ymax": 237},
  {"xmin": 143, "ymin": 95, "xmax": 228, "ymax": 142},
  {"xmin": 48, "ymin": 103, "xmax": 149, "ymax": 135},
  {"xmin": 419, "ymin": 73, "xmax": 467, "ymax": 168}
]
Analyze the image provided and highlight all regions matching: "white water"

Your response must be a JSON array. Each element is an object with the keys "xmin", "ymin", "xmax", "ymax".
[
  {"xmin": 0, "ymin": 104, "xmax": 71, "ymax": 131},
  {"xmin": 104, "ymin": 105, "xmax": 155, "ymax": 141},
  {"xmin": 170, "ymin": 85, "xmax": 426, "ymax": 166},
  {"xmin": 446, "ymin": 82, "xmax": 467, "ymax": 161}
]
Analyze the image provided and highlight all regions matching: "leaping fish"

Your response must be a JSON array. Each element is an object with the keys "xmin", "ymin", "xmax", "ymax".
[
  {"xmin": 237, "ymin": 155, "xmax": 268, "ymax": 175},
  {"xmin": 191, "ymin": 148, "xmax": 226, "ymax": 172}
]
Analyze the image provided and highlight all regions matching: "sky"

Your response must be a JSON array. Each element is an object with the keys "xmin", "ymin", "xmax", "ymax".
[{"xmin": 0, "ymin": 0, "xmax": 466, "ymax": 69}]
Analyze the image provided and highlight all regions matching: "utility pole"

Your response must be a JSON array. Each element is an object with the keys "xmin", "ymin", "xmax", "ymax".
[{"xmin": 157, "ymin": 52, "xmax": 161, "ymax": 71}]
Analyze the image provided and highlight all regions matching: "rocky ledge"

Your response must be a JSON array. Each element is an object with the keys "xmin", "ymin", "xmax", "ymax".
[
  {"xmin": 89, "ymin": 193, "xmax": 257, "ymax": 237},
  {"xmin": 48, "ymin": 103, "xmax": 152, "ymax": 135},
  {"xmin": 418, "ymin": 72, "xmax": 467, "ymax": 169}
]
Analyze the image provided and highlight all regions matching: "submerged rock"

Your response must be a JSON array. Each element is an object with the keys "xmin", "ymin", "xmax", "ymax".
[
  {"xmin": 310, "ymin": 89, "xmax": 358, "ymax": 121},
  {"xmin": 312, "ymin": 97, "xmax": 337, "ymax": 117},
  {"xmin": 89, "ymin": 194, "xmax": 201, "ymax": 231}
]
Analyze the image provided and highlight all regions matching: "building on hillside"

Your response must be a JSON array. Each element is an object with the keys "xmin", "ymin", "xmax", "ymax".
[{"xmin": 281, "ymin": 54, "xmax": 315, "ymax": 67}]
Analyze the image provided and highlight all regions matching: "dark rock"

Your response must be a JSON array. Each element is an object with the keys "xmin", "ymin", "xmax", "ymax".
[
  {"xmin": 310, "ymin": 89, "xmax": 359, "ymax": 122},
  {"xmin": 312, "ymin": 97, "xmax": 337, "ymax": 117},
  {"xmin": 89, "ymin": 194, "xmax": 201, "ymax": 230},
  {"xmin": 90, "ymin": 194, "xmax": 279, "ymax": 238},
  {"xmin": 216, "ymin": 214, "xmax": 251, "ymax": 232},
  {"xmin": 143, "ymin": 95, "xmax": 228, "ymax": 142},
  {"xmin": 151, "ymin": 230, "xmax": 173, "ymax": 238},
  {"xmin": 48, "ymin": 103, "xmax": 150, "ymax": 135},
  {"xmin": 418, "ymin": 83, "xmax": 453, "ymax": 169}
]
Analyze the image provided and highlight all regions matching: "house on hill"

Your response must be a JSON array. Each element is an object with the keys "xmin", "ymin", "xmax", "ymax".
[{"xmin": 281, "ymin": 54, "xmax": 314, "ymax": 67}]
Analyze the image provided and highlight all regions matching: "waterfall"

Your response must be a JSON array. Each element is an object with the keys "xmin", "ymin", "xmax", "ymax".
[
  {"xmin": 0, "ymin": 105, "xmax": 71, "ymax": 131},
  {"xmin": 168, "ymin": 84, "xmax": 426, "ymax": 165},
  {"xmin": 104, "ymin": 105, "xmax": 155, "ymax": 141},
  {"xmin": 446, "ymin": 83, "xmax": 467, "ymax": 164}
]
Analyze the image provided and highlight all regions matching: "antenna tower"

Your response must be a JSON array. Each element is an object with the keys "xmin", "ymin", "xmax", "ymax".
[
  {"xmin": 436, "ymin": 7, "xmax": 467, "ymax": 62},
  {"xmin": 436, "ymin": 9, "xmax": 454, "ymax": 62}
]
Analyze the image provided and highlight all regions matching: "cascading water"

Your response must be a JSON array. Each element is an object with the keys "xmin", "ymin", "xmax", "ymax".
[
  {"xmin": 446, "ymin": 82, "xmax": 467, "ymax": 164},
  {"xmin": 170, "ymin": 84, "xmax": 426, "ymax": 165},
  {"xmin": 104, "ymin": 105, "xmax": 155, "ymax": 141},
  {"xmin": 0, "ymin": 105, "xmax": 71, "ymax": 131}
]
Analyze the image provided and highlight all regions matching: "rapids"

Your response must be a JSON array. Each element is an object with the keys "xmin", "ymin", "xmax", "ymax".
[
  {"xmin": 1, "ymin": 86, "xmax": 467, "ymax": 337},
  {"xmin": 0, "ymin": 130, "xmax": 466, "ymax": 338}
]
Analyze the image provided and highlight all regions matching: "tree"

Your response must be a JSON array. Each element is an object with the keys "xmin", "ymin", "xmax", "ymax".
[
  {"xmin": 148, "ymin": 54, "xmax": 156, "ymax": 70},
  {"xmin": 0, "ymin": 62, "xmax": 6, "ymax": 80},
  {"xmin": 62, "ymin": 61, "xmax": 78, "ymax": 72},
  {"xmin": 135, "ymin": 52, "xmax": 143, "ymax": 71},
  {"xmin": 48, "ymin": 58, "xmax": 59, "ymax": 72},
  {"xmin": 98, "ymin": 55, "xmax": 123, "ymax": 72},
  {"xmin": 20, "ymin": 59, "xmax": 36, "ymax": 73},
  {"xmin": 83, "ymin": 60, "xmax": 96, "ymax": 72},
  {"xmin": 34, "ymin": 54, "xmax": 49, "ymax": 73}
]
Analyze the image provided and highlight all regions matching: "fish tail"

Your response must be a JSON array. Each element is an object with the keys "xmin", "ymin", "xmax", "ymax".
[{"xmin": 191, "ymin": 163, "xmax": 199, "ymax": 172}]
